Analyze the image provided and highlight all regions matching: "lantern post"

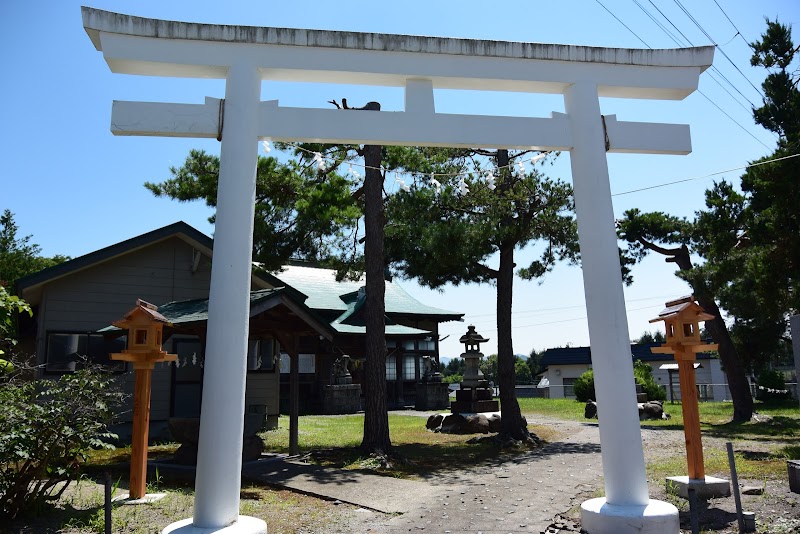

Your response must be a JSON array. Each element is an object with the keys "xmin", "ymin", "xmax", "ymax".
[
  {"xmin": 111, "ymin": 299, "xmax": 177, "ymax": 501},
  {"xmin": 650, "ymin": 295, "xmax": 731, "ymax": 499}
]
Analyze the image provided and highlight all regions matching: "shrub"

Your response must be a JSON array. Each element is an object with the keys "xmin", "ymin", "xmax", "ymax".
[
  {"xmin": 572, "ymin": 361, "xmax": 666, "ymax": 403},
  {"xmin": 0, "ymin": 360, "xmax": 124, "ymax": 519},
  {"xmin": 573, "ymin": 369, "xmax": 595, "ymax": 402},
  {"xmin": 442, "ymin": 373, "xmax": 462, "ymax": 384},
  {"xmin": 633, "ymin": 360, "xmax": 666, "ymax": 402},
  {"xmin": 756, "ymin": 369, "xmax": 791, "ymax": 401}
]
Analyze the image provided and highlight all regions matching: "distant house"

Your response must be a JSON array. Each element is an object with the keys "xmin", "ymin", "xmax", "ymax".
[
  {"xmin": 538, "ymin": 343, "xmax": 730, "ymax": 402},
  {"xmin": 15, "ymin": 222, "xmax": 462, "ymax": 439}
]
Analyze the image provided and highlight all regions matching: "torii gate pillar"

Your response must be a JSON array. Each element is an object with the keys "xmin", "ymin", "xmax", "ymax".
[{"xmin": 83, "ymin": 8, "xmax": 714, "ymax": 533}]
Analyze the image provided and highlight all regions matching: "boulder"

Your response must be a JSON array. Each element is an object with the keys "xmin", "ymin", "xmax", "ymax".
[
  {"xmin": 426, "ymin": 413, "xmax": 444, "ymax": 430},
  {"xmin": 464, "ymin": 414, "xmax": 490, "ymax": 434},
  {"xmin": 487, "ymin": 413, "xmax": 502, "ymax": 433},
  {"xmin": 584, "ymin": 401, "xmax": 598, "ymax": 419},
  {"xmin": 638, "ymin": 400, "xmax": 669, "ymax": 420},
  {"xmin": 437, "ymin": 413, "xmax": 491, "ymax": 434}
]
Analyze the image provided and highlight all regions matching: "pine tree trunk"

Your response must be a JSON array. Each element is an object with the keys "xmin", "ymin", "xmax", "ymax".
[
  {"xmin": 671, "ymin": 248, "xmax": 754, "ymax": 422},
  {"xmin": 360, "ymin": 142, "xmax": 391, "ymax": 454},
  {"xmin": 497, "ymin": 241, "xmax": 530, "ymax": 440},
  {"xmin": 495, "ymin": 149, "xmax": 532, "ymax": 441}
]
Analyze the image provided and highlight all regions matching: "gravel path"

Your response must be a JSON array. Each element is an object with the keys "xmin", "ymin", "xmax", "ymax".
[{"xmin": 340, "ymin": 417, "xmax": 605, "ymax": 533}]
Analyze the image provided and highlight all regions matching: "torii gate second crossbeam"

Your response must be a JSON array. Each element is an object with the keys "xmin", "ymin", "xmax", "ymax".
[{"xmin": 83, "ymin": 7, "xmax": 714, "ymax": 534}]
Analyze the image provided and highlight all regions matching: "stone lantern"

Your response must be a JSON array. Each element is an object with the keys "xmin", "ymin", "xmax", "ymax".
[
  {"xmin": 451, "ymin": 326, "xmax": 499, "ymax": 414},
  {"xmin": 111, "ymin": 299, "xmax": 177, "ymax": 501},
  {"xmin": 650, "ymin": 296, "xmax": 730, "ymax": 499}
]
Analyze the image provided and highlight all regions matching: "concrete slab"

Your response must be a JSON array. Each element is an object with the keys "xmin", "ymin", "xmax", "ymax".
[
  {"xmin": 666, "ymin": 475, "xmax": 731, "ymax": 499},
  {"xmin": 113, "ymin": 492, "xmax": 167, "ymax": 504}
]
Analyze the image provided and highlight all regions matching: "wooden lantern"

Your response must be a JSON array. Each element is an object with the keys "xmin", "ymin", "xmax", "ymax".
[
  {"xmin": 111, "ymin": 299, "xmax": 177, "ymax": 500},
  {"xmin": 650, "ymin": 295, "xmax": 718, "ymax": 480}
]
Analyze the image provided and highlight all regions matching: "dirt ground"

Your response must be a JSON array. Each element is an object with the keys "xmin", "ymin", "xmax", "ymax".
[
  {"xmin": 4, "ymin": 415, "xmax": 799, "ymax": 534},
  {"xmin": 552, "ymin": 423, "xmax": 800, "ymax": 534}
]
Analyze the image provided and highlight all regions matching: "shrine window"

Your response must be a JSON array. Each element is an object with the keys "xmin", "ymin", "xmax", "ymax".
[{"xmin": 45, "ymin": 331, "xmax": 127, "ymax": 374}]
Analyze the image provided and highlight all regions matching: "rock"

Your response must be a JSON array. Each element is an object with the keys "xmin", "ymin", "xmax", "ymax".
[
  {"xmin": 487, "ymin": 413, "xmax": 502, "ymax": 433},
  {"xmin": 172, "ymin": 443, "xmax": 198, "ymax": 465},
  {"xmin": 168, "ymin": 418, "xmax": 200, "ymax": 445},
  {"xmin": 439, "ymin": 413, "xmax": 467, "ymax": 433},
  {"xmin": 464, "ymin": 414, "xmax": 490, "ymax": 434},
  {"xmin": 242, "ymin": 435, "xmax": 264, "ymax": 461},
  {"xmin": 584, "ymin": 401, "xmax": 598, "ymax": 419},
  {"xmin": 437, "ymin": 413, "xmax": 491, "ymax": 434},
  {"xmin": 426, "ymin": 414, "xmax": 444, "ymax": 430},
  {"xmin": 638, "ymin": 400, "xmax": 666, "ymax": 420},
  {"xmin": 741, "ymin": 485, "xmax": 764, "ymax": 495}
]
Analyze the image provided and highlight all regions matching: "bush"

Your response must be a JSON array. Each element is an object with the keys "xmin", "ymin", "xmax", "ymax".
[
  {"xmin": 633, "ymin": 360, "xmax": 666, "ymax": 402},
  {"xmin": 0, "ymin": 360, "xmax": 124, "ymax": 519},
  {"xmin": 573, "ymin": 369, "xmax": 595, "ymax": 402},
  {"xmin": 756, "ymin": 369, "xmax": 791, "ymax": 401},
  {"xmin": 442, "ymin": 373, "xmax": 462, "ymax": 384},
  {"xmin": 572, "ymin": 361, "xmax": 666, "ymax": 403}
]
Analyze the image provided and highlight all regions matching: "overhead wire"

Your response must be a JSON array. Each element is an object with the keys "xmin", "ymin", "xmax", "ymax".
[
  {"xmin": 595, "ymin": 0, "xmax": 773, "ymax": 150},
  {"xmin": 637, "ymin": 0, "xmax": 759, "ymax": 109},
  {"xmin": 465, "ymin": 293, "xmax": 679, "ymax": 320},
  {"xmin": 594, "ymin": 0, "xmax": 650, "ymax": 48},
  {"xmin": 611, "ymin": 152, "xmax": 800, "ymax": 196},
  {"xmin": 711, "ymin": 0, "xmax": 752, "ymax": 49},
  {"xmin": 671, "ymin": 0, "xmax": 765, "ymax": 99}
]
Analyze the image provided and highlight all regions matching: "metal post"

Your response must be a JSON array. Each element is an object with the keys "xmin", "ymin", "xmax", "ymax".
[
  {"xmin": 104, "ymin": 471, "xmax": 112, "ymax": 534},
  {"xmin": 687, "ymin": 487, "xmax": 700, "ymax": 534},
  {"xmin": 727, "ymin": 442, "xmax": 745, "ymax": 533}
]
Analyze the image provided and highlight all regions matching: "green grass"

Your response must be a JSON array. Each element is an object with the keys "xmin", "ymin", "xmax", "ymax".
[
  {"xmin": 517, "ymin": 397, "xmax": 588, "ymax": 420},
  {"xmin": 259, "ymin": 413, "xmax": 559, "ymax": 478},
  {"xmin": 517, "ymin": 397, "xmax": 800, "ymax": 430},
  {"xmin": 9, "ymin": 479, "xmax": 344, "ymax": 534}
]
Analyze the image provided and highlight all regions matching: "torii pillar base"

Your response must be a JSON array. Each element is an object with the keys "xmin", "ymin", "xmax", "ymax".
[
  {"xmin": 581, "ymin": 498, "xmax": 679, "ymax": 534},
  {"xmin": 163, "ymin": 516, "xmax": 266, "ymax": 534}
]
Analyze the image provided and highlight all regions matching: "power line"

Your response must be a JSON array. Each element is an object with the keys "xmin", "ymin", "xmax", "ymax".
[
  {"xmin": 509, "ymin": 304, "xmax": 663, "ymax": 330},
  {"xmin": 711, "ymin": 0, "xmax": 752, "ymax": 49},
  {"xmin": 671, "ymin": 0, "xmax": 765, "ymax": 99},
  {"xmin": 597, "ymin": 0, "xmax": 771, "ymax": 151},
  {"xmin": 636, "ymin": 0, "xmax": 758, "ymax": 108},
  {"xmin": 594, "ymin": 0, "xmax": 650, "ymax": 48},
  {"xmin": 464, "ymin": 293, "xmax": 679, "ymax": 321},
  {"xmin": 645, "ymin": 0, "xmax": 693, "ymax": 47},
  {"xmin": 612, "ymin": 152, "xmax": 800, "ymax": 197},
  {"xmin": 697, "ymin": 90, "xmax": 772, "ymax": 150}
]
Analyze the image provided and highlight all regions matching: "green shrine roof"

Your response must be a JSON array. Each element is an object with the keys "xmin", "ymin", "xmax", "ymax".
[
  {"xmin": 259, "ymin": 263, "xmax": 463, "ymax": 321},
  {"xmin": 99, "ymin": 287, "xmax": 433, "ymax": 337}
]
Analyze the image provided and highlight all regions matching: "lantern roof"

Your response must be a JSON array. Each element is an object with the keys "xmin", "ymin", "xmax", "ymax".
[
  {"xmin": 460, "ymin": 325, "xmax": 489, "ymax": 345},
  {"xmin": 649, "ymin": 295, "xmax": 714, "ymax": 323},
  {"xmin": 113, "ymin": 299, "xmax": 171, "ymax": 328}
]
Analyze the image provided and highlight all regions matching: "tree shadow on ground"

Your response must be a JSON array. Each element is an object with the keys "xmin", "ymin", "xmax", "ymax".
[
  {"xmin": 703, "ymin": 416, "xmax": 800, "ymax": 442},
  {"xmin": 679, "ymin": 500, "xmax": 741, "ymax": 533}
]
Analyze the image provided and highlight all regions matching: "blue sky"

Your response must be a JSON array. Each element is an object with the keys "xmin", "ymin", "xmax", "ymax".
[{"xmin": 2, "ymin": 0, "xmax": 796, "ymax": 359}]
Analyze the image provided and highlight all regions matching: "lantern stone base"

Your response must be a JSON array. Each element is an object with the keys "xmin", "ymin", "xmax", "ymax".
[
  {"xmin": 580, "ymin": 497, "xmax": 679, "ymax": 534},
  {"xmin": 322, "ymin": 384, "xmax": 361, "ymax": 414},
  {"xmin": 415, "ymin": 382, "xmax": 450, "ymax": 410},
  {"xmin": 162, "ymin": 516, "xmax": 266, "ymax": 534},
  {"xmin": 450, "ymin": 387, "xmax": 498, "ymax": 414},
  {"xmin": 666, "ymin": 475, "xmax": 731, "ymax": 499}
]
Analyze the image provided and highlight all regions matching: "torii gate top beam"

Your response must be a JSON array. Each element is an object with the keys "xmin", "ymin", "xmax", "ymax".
[{"xmin": 83, "ymin": 7, "xmax": 713, "ymax": 100}]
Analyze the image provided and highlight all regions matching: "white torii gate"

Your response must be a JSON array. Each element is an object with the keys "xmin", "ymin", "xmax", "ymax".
[{"xmin": 83, "ymin": 8, "xmax": 713, "ymax": 534}]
